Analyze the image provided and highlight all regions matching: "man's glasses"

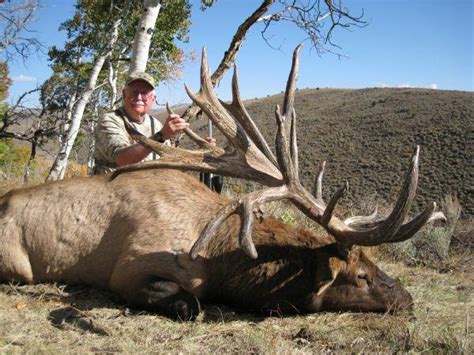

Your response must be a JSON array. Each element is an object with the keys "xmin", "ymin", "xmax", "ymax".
[{"xmin": 127, "ymin": 90, "xmax": 155, "ymax": 100}]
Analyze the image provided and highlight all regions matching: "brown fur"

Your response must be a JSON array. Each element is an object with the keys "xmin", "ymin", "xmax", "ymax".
[{"xmin": 0, "ymin": 170, "xmax": 412, "ymax": 319}]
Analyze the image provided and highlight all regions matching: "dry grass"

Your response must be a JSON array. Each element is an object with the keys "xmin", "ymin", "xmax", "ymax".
[{"xmin": 0, "ymin": 257, "xmax": 471, "ymax": 353}]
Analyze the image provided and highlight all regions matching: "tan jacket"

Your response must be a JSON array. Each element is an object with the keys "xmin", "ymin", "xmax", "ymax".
[{"xmin": 93, "ymin": 108, "xmax": 165, "ymax": 174}]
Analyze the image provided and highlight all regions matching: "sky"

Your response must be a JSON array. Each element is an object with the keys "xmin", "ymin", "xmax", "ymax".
[{"xmin": 6, "ymin": 0, "xmax": 474, "ymax": 108}]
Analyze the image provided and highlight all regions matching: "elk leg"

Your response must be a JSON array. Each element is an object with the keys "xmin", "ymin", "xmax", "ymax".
[
  {"xmin": 110, "ymin": 268, "xmax": 201, "ymax": 321},
  {"xmin": 0, "ymin": 246, "xmax": 34, "ymax": 283},
  {"xmin": 0, "ymin": 218, "xmax": 33, "ymax": 283},
  {"xmin": 134, "ymin": 276, "xmax": 201, "ymax": 321}
]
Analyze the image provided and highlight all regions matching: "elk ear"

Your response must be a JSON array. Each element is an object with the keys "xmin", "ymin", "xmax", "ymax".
[
  {"xmin": 316, "ymin": 255, "xmax": 343, "ymax": 296},
  {"xmin": 310, "ymin": 255, "xmax": 345, "ymax": 311}
]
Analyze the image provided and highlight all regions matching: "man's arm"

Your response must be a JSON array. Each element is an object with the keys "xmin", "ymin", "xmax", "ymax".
[{"xmin": 114, "ymin": 143, "xmax": 153, "ymax": 167}]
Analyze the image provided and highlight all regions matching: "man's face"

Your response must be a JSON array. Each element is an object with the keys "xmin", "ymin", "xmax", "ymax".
[{"xmin": 123, "ymin": 80, "xmax": 156, "ymax": 119}]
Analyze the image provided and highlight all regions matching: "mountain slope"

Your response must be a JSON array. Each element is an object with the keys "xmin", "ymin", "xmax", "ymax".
[{"xmin": 186, "ymin": 88, "xmax": 473, "ymax": 216}]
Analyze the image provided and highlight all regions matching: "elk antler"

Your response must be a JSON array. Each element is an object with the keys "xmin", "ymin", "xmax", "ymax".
[{"xmin": 112, "ymin": 46, "xmax": 446, "ymax": 259}]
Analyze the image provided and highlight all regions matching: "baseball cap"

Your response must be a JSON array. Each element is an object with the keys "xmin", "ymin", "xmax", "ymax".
[{"xmin": 125, "ymin": 72, "xmax": 155, "ymax": 89}]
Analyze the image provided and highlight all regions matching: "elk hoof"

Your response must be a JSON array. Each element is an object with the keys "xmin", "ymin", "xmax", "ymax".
[{"xmin": 169, "ymin": 295, "xmax": 201, "ymax": 321}]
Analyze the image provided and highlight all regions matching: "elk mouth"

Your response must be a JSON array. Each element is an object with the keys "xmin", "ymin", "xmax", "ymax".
[
  {"xmin": 384, "ymin": 284, "xmax": 414, "ymax": 314},
  {"xmin": 376, "ymin": 270, "xmax": 414, "ymax": 313},
  {"xmin": 315, "ymin": 294, "xmax": 414, "ymax": 314}
]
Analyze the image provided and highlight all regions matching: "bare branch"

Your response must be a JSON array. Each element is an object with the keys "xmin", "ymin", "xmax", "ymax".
[
  {"xmin": 259, "ymin": 0, "xmax": 367, "ymax": 55},
  {"xmin": 0, "ymin": 0, "xmax": 42, "ymax": 62}
]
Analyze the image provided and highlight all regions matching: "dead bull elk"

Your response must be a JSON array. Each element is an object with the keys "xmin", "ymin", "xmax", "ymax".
[{"xmin": 0, "ymin": 46, "xmax": 445, "ymax": 320}]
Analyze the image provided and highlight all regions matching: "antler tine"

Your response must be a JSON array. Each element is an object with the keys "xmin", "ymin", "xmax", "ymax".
[
  {"xmin": 314, "ymin": 161, "xmax": 327, "ymax": 203},
  {"xmin": 321, "ymin": 182, "xmax": 348, "ymax": 225},
  {"xmin": 190, "ymin": 200, "xmax": 241, "ymax": 260},
  {"xmin": 344, "ymin": 207, "xmax": 378, "ymax": 226},
  {"xmin": 238, "ymin": 185, "xmax": 291, "ymax": 258},
  {"xmin": 199, "ymin": 47, "xmax": 214, "ymax": 98},
  {"xmin": 275, "ymin": 105, "xmax": 298, "ymax": 184},
  {"xmin": 373, "ymin": 145, "xmax": 420, "ymax": 241},
  {"xmin": 290, "ymin": 107, "xmax": 299, "ymax": 180},
  {"xmin": 239, "ymin": 199, "xmax": 259, "ymax": 259},
  {"xmin": 190, "ymin": 186, "xmax": 291, "ymax": 260},
  {"xmin": 387, "ymin": 202, "xmax": 437, "ymax": 243},
  {"xmin": 282, "ymin": 44, "xmax": 303, "ymax": 121},
  {"xmin": 273, "ymin": 45, "xmax": 302, "ymax": 185},
  {"xmin": 428, "ymin": 211, "xmax": 447, "ymax": 223},
  {"xmin": 220, "ymin": 65, "xmax": 278, "ymax": 167}
]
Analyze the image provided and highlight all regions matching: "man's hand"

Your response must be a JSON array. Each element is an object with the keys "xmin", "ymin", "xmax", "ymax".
[
  {"xmin": 205, "ymin": 137, "xmax": 217, "ymax": 145},
  {"xmin": 160, "ymin": 114, "xmax": 190, "ymax": 140}
]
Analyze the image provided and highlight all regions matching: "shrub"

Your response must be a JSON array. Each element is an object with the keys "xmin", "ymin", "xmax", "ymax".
[
  {"xmin": 64, "ymin": 160, "xmax": 89, "ymax": 178},
  {"xmin": 0, "ymin": 139, "xmax": 33, "ymax": 177},
  {"xmin": 382, "ymin": 194, "xmax": 462, "ymax": 269}
]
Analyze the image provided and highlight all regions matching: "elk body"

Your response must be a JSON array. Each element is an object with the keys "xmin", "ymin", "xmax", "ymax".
[
  {"xmin": 1, "ymin": 169, "xmax": 412, "ymax": 319},
  {"xmin": 0, "ymin": 47, "xmax": 444, "ymax": 320}
]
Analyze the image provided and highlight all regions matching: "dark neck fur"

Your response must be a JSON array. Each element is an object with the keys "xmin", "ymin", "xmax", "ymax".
[{"xmin": 203, "ymin": 217, "xmax": 336, "ymax": 314}]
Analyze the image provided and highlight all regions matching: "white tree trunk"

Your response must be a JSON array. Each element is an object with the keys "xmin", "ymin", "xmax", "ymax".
[
  {"xmin": 108, "ymin": 60, "xmax": 118, "ymax": 109},
  {"xmin": 128, "ymin": 0, "xmax": 161, "ymax": 73},
  {"xmin": 46, "ymin": 17, "xmax": 122, "ymax": 181},
  {"xmin": 59, "ymin": 89, "xmax": 77, "ymax": 146},
  {"xmin": 87, "ymin": 107, "xmax": 99, "ymax": 175}
]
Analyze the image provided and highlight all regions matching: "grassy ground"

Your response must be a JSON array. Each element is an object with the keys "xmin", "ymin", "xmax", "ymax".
[{"xmin": 0, "ymin": 253, "xmax": 472, "ymax": 353}]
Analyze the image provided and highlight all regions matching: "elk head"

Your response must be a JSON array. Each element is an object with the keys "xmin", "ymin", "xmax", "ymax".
[
  {"xmin": 111, "ymin": 46, "xmax": 445, "ymax": 313},
  {"xmin": 307, "ymin": 246, "xmax": 413, "ymax": 313}
]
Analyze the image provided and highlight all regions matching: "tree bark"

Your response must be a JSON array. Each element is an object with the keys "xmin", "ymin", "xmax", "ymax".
[{"xmin": 128, "ymin": 0, "xmax": 162, "ymax": 73}]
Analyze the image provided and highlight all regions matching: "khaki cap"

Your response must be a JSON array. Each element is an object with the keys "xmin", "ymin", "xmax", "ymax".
[{"xmin": 125, "ymin": 72, "xmax": 155, "ymax": 89}]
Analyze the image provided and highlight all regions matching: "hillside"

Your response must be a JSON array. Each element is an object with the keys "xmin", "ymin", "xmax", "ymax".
[
  {"xmin": 6, "ymin": 88, "xmax": 471, "ymax": 216},
  {"xmin": 181, "ymin": 88, "xmax": 473, "ymax": 216}
]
